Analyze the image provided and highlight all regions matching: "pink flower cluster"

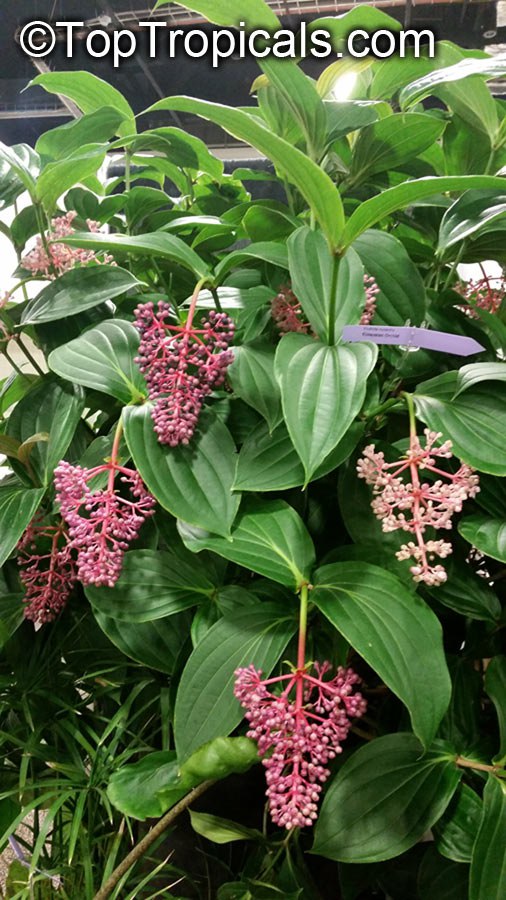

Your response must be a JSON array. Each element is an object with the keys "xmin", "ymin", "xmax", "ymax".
[
  {"xmin": 21, "ymin": 211, "xmax": 114, "ymax": 279},
  {"xmin": 134, "ymin": 301, "xmax": 235, "ymax": 446},
  {"xmin": 54, "ymin": 459, "xmax": 155, "ymax": 588},
  {"xmin": 17, "ymin": 518, "xmax": 77, "ymax": 625},
  {"xmin": 234, "ymin": 662, "xmax": 365, "ymax": 829},
  {"xmin": 455, "ymin": 274, "xmax": 504, "ymax": 318},
  {"xmin": 357, "ymin": 429, "xmax": 480, "ymax": 585},
  {"xmin": 271, "ymin": 275, "xmax": 379, "ymax": 335}
]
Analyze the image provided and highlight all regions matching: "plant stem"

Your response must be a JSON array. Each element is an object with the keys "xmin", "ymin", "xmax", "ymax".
[
  {"xmin": 108, "ymin": 419, "xmax": 124, "ymax": 493},
  {"xmin": 327, "ymin": 254, "xmax": 340, "ymax": 345},
  {"xmin": 402, "ymin": 391, "xmax": 417, "ymax": 436},
  {"xmin": 92, "ymin": 780, "xmax": 214, "ymax": 900},
  {"xmin": 295, "ymin": 584, "xmax": 309, "ymax": 711},
  {"xmin": 2, "ymin": 347, "xmax": 24, "ymax": 377},
  {"xmin": 187, "ymin": 280, "xmax": 205, "ymax": 331},
  {"xmin": 456, "ymin": 756, "xmax": 505, "ymax": 775},
  {"xmin": 16, "ymin": 336, "xmax": 45, "ymax": 376}
]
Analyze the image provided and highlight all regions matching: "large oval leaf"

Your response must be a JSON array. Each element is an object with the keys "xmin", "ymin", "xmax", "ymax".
[
  {"xmin": 312, "ymin": 562, "xmax": 451, "ymax": 747},
  {"xmin": 228, "ymin": 341, "xmax": 282, "ymax": 432},
  {"xmin": 312, "ymin": 733, "xmax": 461, "ymax": 862},
  {"xmin": 350, "ymin": 113, "xmax": 446, "ymax": 183},
  {"xmin": 21, "ymin": 265, "xmax": 141, "ymax": 325},
  {"xmin": 439, "ymin": 190, "xmax": 506, "ymax": 253},
  {"xmin": 123, "ymin": 405, "xmax": 240, "ymax": 536},
  {"xmin": 469, "ymin": 776, "xmax": 506, "ymax": 900},
  {"xmin": 107, "ymin": 751, "xmax": 187, "ymax": 821},
  {"xmin": 30, "ymin": 71, "xmax": 136, "ymax": 137},
  {"xmin": 92, "ymin": 608, "xmax": 190, "ymax": 674},
  {"xmin": 459, "ymin": 515, "xmax": 506, "ymax": 564},
  {"xmin": 179, "ymin": 498, "xmax": 315, "ymax": 590},
  {"xmin": 0, "ymin": 481, "xmax": 45, "ymax": 569},
  {"xmin": 174, "ymin": 603, "xmax": 297, "ymax": 762},
  {"xmin": 414, "ymin": 372, "xmax": 506, "ymax": 475},
  {"xmin": 434, "ymin": 783, "xmax": 482, "ymax": 863},
  {"xmin": 48, "ymin": 319, "xmax": 146, "ymax": 404},
  {"xmin": 275, "ymin": 334, "xmax": 377, "ymax": 484},
  {"xmin": 85, "ymin": 549, "xmax": 214, "ymax": 622},
  {"xmin": 353, "ymin": 229, "xmax": 426, "ymax": 326}
]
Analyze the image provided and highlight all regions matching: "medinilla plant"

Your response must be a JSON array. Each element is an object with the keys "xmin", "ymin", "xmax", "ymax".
[{"xmin": 1, "ymin": 1, "xmax": 506, "ymax": 897}]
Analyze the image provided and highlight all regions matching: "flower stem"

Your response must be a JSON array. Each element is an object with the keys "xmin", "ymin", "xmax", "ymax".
[
  {"xmin": 186, "ymin": 279, "xmax": 206, "ymax": 331},
  {"xmin": 108, "ymin": 419, "xmax": 124, "ymax": 493},
  {"xmin": 402, "ymin": 391, "xmax": 417, "ymax": 438},
  {"xmin": 295, "ymin": 584, "xmax": 309, "ymax": 711},
  {"xmin": 327, "ymin": 254, "xmax": 340, "ymax": 345}
]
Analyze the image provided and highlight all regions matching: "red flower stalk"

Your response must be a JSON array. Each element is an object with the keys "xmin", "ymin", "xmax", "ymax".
[
  {"xmin": 357, "ymin": 424, "xmax": 480, "ymax": 586},
  {"xmin": 455, "ymin": 271, "xmax": 505, "ymax": 318},
  {"xmin": 54, "ymin": 426, "xmax": 155, "ymax": 588},
  {"xmin": 134, "ymin": 286, "xmax": 235, "ymax": 446},
  {"xmin": 21, "ymin": 212, "xmax": 114, "ymax": 279},
  {"xmin": 17, "ymin": 518, "xmax": 77, "ymax": 625}
]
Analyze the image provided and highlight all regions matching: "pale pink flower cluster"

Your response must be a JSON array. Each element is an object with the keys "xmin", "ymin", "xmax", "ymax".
[
  {"xmin": 455, "ymin": 275, "xmax": 504, "ymax": 319},
  {"xmin": 54, "ymin": 459, "xmax": 155, "ymax": 588},
  {"xmin": 357, "ymin": 429, "xmax": 480, "ymax": 586},
  {"xmin": 234, "ymin": 662, "xmax": 365, "ymax": 829},
  {"xmin": 17, "ymin": 518, "xmax": 77, "ymax": 625},
  {"xmin": 21, "ymin": 211, "xmax": 114, "ymax": 279},
  {"xmin": 360, "ymin": 274, "xmax": 380, "ymax": 325}
]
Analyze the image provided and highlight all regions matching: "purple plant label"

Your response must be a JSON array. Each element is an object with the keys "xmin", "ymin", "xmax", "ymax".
[{"xmin": 342, "ymin": 325, "xmax": 485, "ymax": 357}]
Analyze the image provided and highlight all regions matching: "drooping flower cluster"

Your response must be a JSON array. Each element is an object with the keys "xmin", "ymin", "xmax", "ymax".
[
  {"xmin": 134, "ymin": 300, "xmax": 235, "ymax": 446},
  {"xmin": 234, "ymin": 662, "xmax": 365, "ymax": 829},
  {"xmin": 54, "ymin": 459, "xmax": 155, "ymax": 588},
  {"xmin": 17, "ymin": 518, "xmax": 77, "ymax": 625},
  {"xmin": 357, "ymin": 429, "xmax": 480, "ymax": 586},
  {"xmin": 455, "ymin": 274, "xmax": 505, "ymax": 319},
  {"xmin": 271, "ymin": 275, "xmax": 380, "ymax": 335},
  {"xmin": 21, "ymin": 211, "xmax": 114, "ymax": 279}
]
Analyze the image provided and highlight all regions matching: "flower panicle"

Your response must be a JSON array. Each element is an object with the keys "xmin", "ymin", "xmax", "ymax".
[
  {"xmin": 234, "ymin": 662, "xmax": 365, "ymax": 830},
  {"xmin": 54, "ymin": 458, "xmax": 155, "ymax": 588},
  {"xmin": 21, "ymin": 211, "xmax": 114, "ymax": 279},
  {"xmin": 455, "ymin": 275, "xmax": 505, "ymax": 318},
  {"xmin": 357, "ymin": 428, "xmax": 479, "ymax": 586},
  {"xmin": 17, "ymin": 518, "xmax": 77, "ymax": 625},
  {"xmin": 271, "ymin": 275, "xmax": 380, "ymax": 335},
  {"xmin": 134, "ymin": 300, "xmax": 235, "ymax": 447}
]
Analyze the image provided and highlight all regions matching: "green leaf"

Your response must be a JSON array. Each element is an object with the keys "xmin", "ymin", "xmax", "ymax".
[
  {"xmin": 469, "ymin": 776, "xmax": 506, "ymax": 900},
  {"xmin": 48, "ymin": 319, "xmax": 146, "ymax": 404},
  {"xmin": 123, "ymin": 405, "xmax": 240, "ymax": 536},
  {"xmin": 35, "ymin": 145, "xmax": 106, "ymax": 212},
  {"xmin": 179, "ymin": 736, "xmax": 258, "ymax": 784},
  {"xmin": 275, "ymin": 334, "xmax": 377, "ymax": 483},
  {"xmin": 434, "ymin": 784, "xmax": 482, "ymax": 863},
  {"xmin": 287, "ymin": 228, "xmax": 365, "ymax": 340},
  {"xmin": 439, "ymin": 190, "xmax": 506, "ymax": 254},
  {"xmin": 59, "ymin": 232, "xmax": 210, "ymax": 280},
  {"xmin": 21, "ymin": 265, "xmax": 141, "ymax": 325},
  {"xmin": 414, "ymin": 372, "xmax": 506, "ymax": 476},
  {"xmin": 7, "ymin": 378, "xmax": 85, "ymax": 486},
  {"xmin": 0, "ymin": 594, "xmax": 24, "ymax": 648},
  {"xmin": 418, "ymin": 846, "xmax": 469, "ymax": 900},
  {"xmin": 313, "ymin": 733, "xmax": 461, "ymax": 862},
  {"xmin": 259, "ymin": 57, "xmax": 328, "ymax": 160},
  {"xmin": 312, "ymin": 562, "xmax": 451, "ymax": 747},
  {"xmin": 228, "ymin": 341, "xmax": 282, "ymax": 431},
  {"xmin": 453, "ymin": 362, "xmax": 506, "ymax": 398},
  {"xmin": 174, "ymin": 603, "xmax": 297, "ymax": 761},
  {"xmin": 0, "ymin": 482, "xmax": 44, "ymax": 568},
  {"xmin": 426, "ymin": 561, "xmax": 501, "ymax": 623},
  {"xmin": 189, "ymin": 811, "xmax": 261, "ymax": 844},
  {"xmin": 146, "ymin": 96, "xmax": 345, "ymax": 249},
  {"xmin": 0, "ymin": 142, "xmax": 36, "ymax": 197},
  {"xmin": 180, "ymin": 498, "xmax": 314, "ymax": 589},
  {"xmin": 92, "ymin": 608, "xmax": 189, "ymax": 674},
  {"xmin": 325, "ymin": 100, "xmax": 380, "ymax": 141},
  {"xmin": 342, "ymin": 176, "xmax": 506, "ymax": 248},
  {"xmin": 36, "ymin": 108, "xmax": 126, "ymax": 162},
  {"xmin": 108, "ymin": 751, "xmax": 187, "ymax": 820},
  {"xmin": 353, "ymin": 230, "xmax": 426, "ymax": 326},
  {"xmin": 234, "ymin": 421, "xmax": 363, "ymax": 492},
  {"xmin": 85, "ymin": 549, "xmax": 214, "ymax": 622},
  {"xmin": 485, "ymin": 656, "xmax": 506, "ymax": 763},
  {"xmin": 29, "ymin": 71, "xmax": 136, "ymax": 137},
  {"xmin": 351, "ymin": 113, "xmax": 446, "ymax": 183},
  {"xmin": 459, "ymin": 515, "xmax": 506, "ymax": 563},
  {"xmin": 214, "ymin": 242, "xmax": 288, "ymax": 282}
]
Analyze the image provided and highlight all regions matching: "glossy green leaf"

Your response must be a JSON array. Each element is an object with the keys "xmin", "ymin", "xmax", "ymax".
[
  {"xmin": 92, "ymin": 608, "xmax": 189, "ymax": 674},
  {"xmin": 259, "ymin": 57, "xmax": 328, "ymax": 160},
  {"xmin": 35, "ymin": 145, "xmax": 106, "ymax": 212},
  {"xmin": 351, "ymin": 114, "xmax": 446, "ymax": 183},
  {"xmin": 180, "ymin": 736, "xmax": 258, "ymax": 784},
  {"xmin": 7, "ymin": 378, "xmax": 85, "ymax": 486},
  {"xmin": 108, "ymin": 751, "xmax": 187, "ymax": 820},
  {"xmin": 85, "ymin": 549, "xmax": 214, "ymax": 622},
  {"xmin": 30, "ymin": 71, "xmax": 136, "ymax": 137},
  {"xmin": 36, "ymin": 108, "xmax": 125, "ymax": 162},
  {"xmin": 0, "ymin": 594, "xmax": 24, "ymax": 649},
  {"xmin": 123, "ymin": 405, "xmax": 240, "ymax": 536},
  {"xmin": 426, "ymin": 561, "xmax": 501, "ymax": 623},
  {"xmin": 228, "ymin": 341, "xmax": 282, "ymax": 431},
  {"xmin": 342, "ymin": 176, "xmax": 506, "ymax": 248},
  {"xmin": 400, "ymin": 56, "xmax": 506, "ymax": 120},
  {"xmin": 459, "ymin": 515, "xmax": 506, "ymax": 563},
  {"xmin": 275, "ymin": 334, "xmax": 377, "ymax": 483},
  {"xmin": 312, "ymin": 562, "xmax": 451, "ymax": 747},
  {"xmin": 146, "ymin": 96, "xmax": 345, "ymax": 249},
  {"xmin": 353, "ymin": 230, "xmax": 426, "ymax": 326},
  {"xmin": 434, "ymin": 784, "xmax": 482, "ymax": 863},
  {"xmin": 469, "ymin": 776, "xmax": 506, "ymax": 900},
  {"xmin": 0, "ymin": 482, "xmax": 44, "ymax": 568},
  {"xmin": 174, "ymin": 603, "xmax": 297, "ymax": 761},
  {"xmin": 179, "ymin": 498, "xmax": 315, "ymax": 589},
  {"xmin": 21, "ymin": 266, "xmax": 141, "ymax": 325},
  {"xmin": 453, "ymin": 362, "xmax": 506, "ymax": 398},
  {"xmin": 325, "ymin": 100, "xmax": 380, "ymax": 141},
  {"xmin": 418, "ymin": 846, "xmax": 469, "ymax": 900},
  {"xmin": 0, "ymin": 142, "xmax": 36, "ymax": 197},
  {"xmin": 414, "ymin": 373, "xmax": 506, "ymax": 475},
  {"xmin": 313, "ymin": 733, "xmax": 461, "ymax": 862},
  {"xmin": 485, "ymin": 656, "xmax": 506, "ymax": 763},
  {"xmin": 234, "ymin": 421, "xmax": 363, "ymax": 492},
  {"xmin": 214, "ymin": 242, "xmax": 288, "ymax": 282},
  {"xmin": 439, "ymin": 190, "xmax": 506, "ymax": 253},
  {"xmin": 189, "ymin": 811, "xmax": 261, "ymax": 844},
  {"xmin": 48, "ymin": 319, "xmax": 146, "ymax": 404},
  {"xmin": 59, "ymin": 231, "xmax": 210, "ymax": 280}
]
